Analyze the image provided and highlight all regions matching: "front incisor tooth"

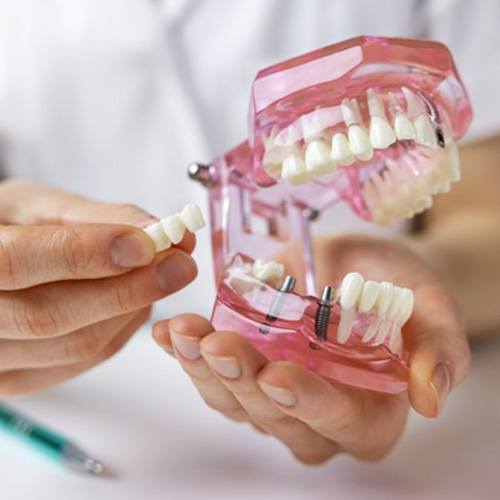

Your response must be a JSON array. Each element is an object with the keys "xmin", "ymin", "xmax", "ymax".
[
  {"xmin": 369, "ymin": 116, "xmax": 396, "ymax": 149},
  {"xmin": 348, "ymin": 125, "xmax": 373, "ymax": 160},
  {"xmin": 144, "ymin": 222, "xmax": 172, "ymax": 252},
  {"xmin": 179, "ymin": 203, "xmax": 206, "ymax": 232},
  {"xmin": 375, "ymin": 281, "xmax": 394, "ymax": 316},
  {"xmin": 305, "ymin": 139, "xmax": 337, "ymax": 176},
  {"xmin": 396, "ymin": 288, "xmax": 414, "ymax": 324},
  {"xmin": 386, "ymin": 287, "xmax": 405, "ymax": 321},
  {"xmin": 394, "ymin": 113, "xmax": 416, "ymax": 140},
  {"xmin": 331, "ymin": 133, "xmax": 354, "ymax": 165},
  {"xmin": 340, "ymin": 272, "xmax": 365, "ymax": 310},
  {"xmin": 414, "ymin": 114, "xmax": 437, "ymax": 148},
  {"xmin": 161, "ymin": 215, "xmax": 186, "ymax": 244},
  {"xmin": 359, "ymin": 280, "xmax": 381, "ymax": 313},
  {"xmin": 281, "ymin": 154, "xmax": 310, "ymax": 185},
  {"xmin": 337, "ymin": 307, "xmax": 356, "ymax": 344}
]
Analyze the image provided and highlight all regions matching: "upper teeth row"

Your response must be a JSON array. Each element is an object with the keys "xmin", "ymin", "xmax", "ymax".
[
  {"xmin": 144, "ymin": 203, "xmax": 206, "ymax": 252},
  {"xmin": 337, "ymin": 272, "xmax": 414, "ymax": 354},
  {"xmin": 262, "ymin": 87, "xmax": 439, "ymax": 185}
]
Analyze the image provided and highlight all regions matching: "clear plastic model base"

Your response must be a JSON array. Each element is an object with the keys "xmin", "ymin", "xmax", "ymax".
[{"xmin": 189, "ymin": 36, "xmax": 472, "ymax": 394}]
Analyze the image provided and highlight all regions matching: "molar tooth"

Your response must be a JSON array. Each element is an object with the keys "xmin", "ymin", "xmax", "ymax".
[
  {"xmin": 369, "ymin": 116, "xmax": 396, "ymax": 149},
  {"xmin": 339, "ymin": 272, "xmax": 365, "ymax": 310},
  {"xmin": 414, "ymin": 114, "xmax": 438, "ymax": 148},
  {"xmin": 281, "ymin": 153, "xmax": 310, "ymax": 185},
  {"xmin": 331, "ymin": 133, "xmax": 355, "ymax": 165},
  {"xmin": 359, "ymin": 280, "xmax": 381, "ymax": 314},
  {"xmin": 144, "ymin": 221, "xmax": 172, "ymax": 252},
  {"xmin": 375, "ymin": 281, "xmax": 394, "ymax": 316},
  {"xmin": 251, "ymin": 258, "xmax": 285, "ymax": 283},
  {"xmin": 348, "ymin": 125, "xmax": 373, "ymax": 160},
  {"xmin": 305, "ymin": 139, "xmax": 337, "ymax": 176},
  {"xmin": 161, "ymin": 215, "xmax": 186, "ymax": 244},
  {"xmin": 179, "ymin": 203, "xmax": 206, "ymax": 232},
  {"xmin": 394, "ymin": 113, "xmax": 416, "ymax": 141}
]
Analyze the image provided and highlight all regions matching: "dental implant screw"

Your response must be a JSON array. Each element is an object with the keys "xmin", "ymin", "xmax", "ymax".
[
  {"xmin": 314, "ymin": 286, "xmax": 334, "ymax": 342},
  {"xmin": 259, "ymin": 275, "xmax": 296, "ymax": 334},
  {"xmin": 187, "ymin": 162, "xmax": 215, "ymax": 187}
]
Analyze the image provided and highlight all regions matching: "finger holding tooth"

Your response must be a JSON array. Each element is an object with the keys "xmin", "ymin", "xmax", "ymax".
[{"xmin": 144, "ymin": 203, "xmax": 206, "ymax": 252}]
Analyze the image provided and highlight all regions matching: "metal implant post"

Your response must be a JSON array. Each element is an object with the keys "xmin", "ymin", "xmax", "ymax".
[
  {"xmin": 259, "ymin": 275, "xmax": 296, "ymax": 334},
  {"xmin": 187, "ymin": 162, "xmax": 215, "ymax": 187},
  {"xmin": 314, "ymin": 286, "xmax": 334, "ymax": 342}
]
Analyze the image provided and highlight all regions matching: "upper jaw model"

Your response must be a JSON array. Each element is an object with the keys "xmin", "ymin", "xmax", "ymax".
[{"xmin": 188, "ymin": 36, "xmax": 472, "ymax": 394}]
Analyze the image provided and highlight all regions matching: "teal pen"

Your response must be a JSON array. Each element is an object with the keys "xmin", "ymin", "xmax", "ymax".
[{"xmin": 0, "ymin": 402, "xmax": 104, "ymax": 475}]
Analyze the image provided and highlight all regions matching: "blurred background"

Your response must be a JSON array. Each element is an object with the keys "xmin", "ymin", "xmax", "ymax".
[{"xmin": 0, "ymin": 1, "xmax": 499, "ymax": 498}]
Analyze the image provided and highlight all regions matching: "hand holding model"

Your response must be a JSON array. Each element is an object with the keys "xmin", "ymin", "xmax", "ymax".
[
  {"xmin": 153, "ymin": 234, "xmax": 470, "ymax": 464},
  {"xmin": 0, "ymin": 179, "xmax": 198, "ymax": 395}
]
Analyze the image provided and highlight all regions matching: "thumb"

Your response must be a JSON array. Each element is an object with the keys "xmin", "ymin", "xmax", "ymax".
[{"xmin": 406, "ymin": 283, "xmax": 471, "ymax": 417}]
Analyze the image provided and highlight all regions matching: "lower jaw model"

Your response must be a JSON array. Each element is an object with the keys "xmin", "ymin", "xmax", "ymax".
[{"xmin": 187, "ymin": 36, "xmax": 473, "ymax": 394}]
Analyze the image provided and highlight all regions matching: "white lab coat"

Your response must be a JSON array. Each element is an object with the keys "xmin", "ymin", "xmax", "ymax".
[{"xmin": 0, "ymin": 0, "xmax": 499, "ymax": 317}]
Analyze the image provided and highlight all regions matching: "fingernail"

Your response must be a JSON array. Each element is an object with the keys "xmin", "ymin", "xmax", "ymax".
[
  {"xmin": 112, "ymin": 232, "xmax": 155, "ymax": 268},
  {"xmin": 259, "ymin": 382, "xmax": 297, "ymax": 407},
  {"xmin": 157, "ymin": 253, "xmax": 197, "ymax": 293},
  {"xmin": 171, "ymin": 333, "xmax": 200, "ymax": 360},
  {"xmin": 204, "ymin": 355, "xmax": 241, "ymax": 379},
  {"xmin": 429, "ymin": 363, "xmax": 451, "ymax": 415}
]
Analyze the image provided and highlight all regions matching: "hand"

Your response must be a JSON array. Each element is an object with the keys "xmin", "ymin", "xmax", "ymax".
[
  {"xmin": 0, "ymin": 179, "xmax": 197, "ymax": 396},
  {"xmin": 153, "ymin": 235, "xmax": 470, "ymax": 464}
]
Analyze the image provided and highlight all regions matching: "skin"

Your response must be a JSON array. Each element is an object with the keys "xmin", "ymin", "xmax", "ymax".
[
  {"xmin": 153, "ymin": 135, "xmax": 500, "ymax": 465},
  {"xmin": 0, "ymin": 179, "xmax": 197, "ymax": 396}
]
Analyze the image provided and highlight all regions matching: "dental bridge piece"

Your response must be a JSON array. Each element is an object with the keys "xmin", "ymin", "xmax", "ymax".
[{"xmin": 188, "ymin": 37, "xmax": 472, "ymax": 394}]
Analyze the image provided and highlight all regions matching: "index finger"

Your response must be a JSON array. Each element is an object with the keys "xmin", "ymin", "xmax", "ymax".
[{"xmin": 0, "ymin": 224, "xmax": 156, "ymax": 289}]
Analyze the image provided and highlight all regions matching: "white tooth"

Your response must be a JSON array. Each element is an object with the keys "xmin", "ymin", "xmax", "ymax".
[
  {"xmin": 369, "ymin": 116, "xmax": 396, "ymax": 149},
  {"xmin": 337, "ymin": 307, "xmax": 355, "ymax": 344},
  {"xmin": 305, "ymin": 139, "xmax": 337, "ymax": 176},
  {"xmin": 396, "ymin": 288, "xmax": 414, "ymax": 325},
  {"xmin": 394, "ymin": 113, "xmax": 416, "ymax": 140},
  {"xmin": 359, "ymin": 280, "xmax": 381, "ymax": 313},
  {"xmin": 341, "ymin": 98, "xmax": 362, "ymax": 127},
  {"xmin": 436, "ymin": 181, "xmax": 451, "ymax": 193},
  {"xmin": 362, "ymin": 316, "xmax": 383, "ymax": 342},
  {"xmin": 340, "ymin": 272, "xmax": 365, "ymax": 310},
  {"xmin": 375, "ymin": 281, "xmax": 394, "ymax": 316},
  {"xmin": 402, "ymin": 87, "xmax": 424, "ymax": 117},
  {"xmin": 179, "ymin": 203, "xmax": 206, "ymax": 232},
  {"xmin": 331, "ymin": 133, "xmax": 355, "ymax": 165},
  {"xmin": 281, "ymin": 154, "xmax": 310, "ymax": 185},
  {"xmin": 251, "ymin": 258, "xmax": 284, "ymax": 283},
  {"xmin": 386, "ymin": 287, "xmax": 405, "ymax": 321},
  {"xmin": 161, "ymin": 215, "xmax": 186, "ymax": 244},
  {"xmin": 348, "ymin": 125, "xmax": 373, "ymax": 160},
  {"xmin": 389, "ymin": 327, "xmax": 403, "ymax": 355},
  {"xmin": 367, "ymin": 89, "xmax": 386, "ymax": 117},
  {"xmin": 414, "ymin": 114, "xmax": 437, "ymax": 148},
  {"xmin": 144, "ymin": 221, "xmax": 171, "ymax": 252},
  {"xmin": 375, "ymin": 319, "xmax": 392, "ymax": 343}
]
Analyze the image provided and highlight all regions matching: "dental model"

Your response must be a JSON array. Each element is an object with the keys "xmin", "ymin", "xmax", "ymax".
[
  {"xmin": 188, "ymin": 36, "xmax": 472, "ymax": 394},
  {"xmin": 144, "ymin": 203, "xmax": 205, "ymax": 252}
]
